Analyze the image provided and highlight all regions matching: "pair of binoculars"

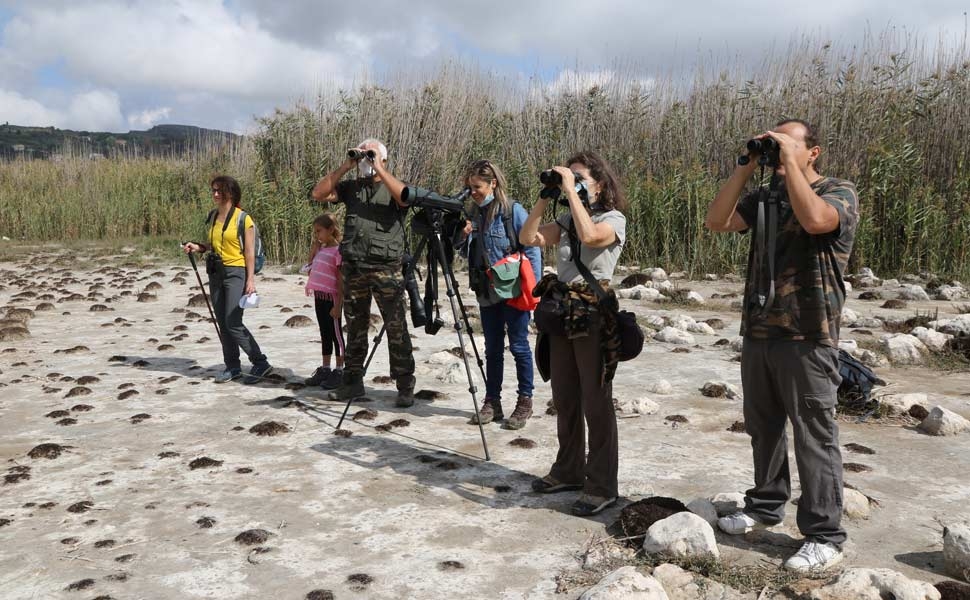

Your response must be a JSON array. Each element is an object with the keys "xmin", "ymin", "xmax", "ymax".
[{"xmin": 347, "ymin": 148, "xmax": 377, "ymax": 160}]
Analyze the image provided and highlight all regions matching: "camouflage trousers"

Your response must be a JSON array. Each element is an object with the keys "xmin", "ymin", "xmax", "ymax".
[{"xmin": 341, "ymin": 264, "xmax": 415, "ymax": 392}]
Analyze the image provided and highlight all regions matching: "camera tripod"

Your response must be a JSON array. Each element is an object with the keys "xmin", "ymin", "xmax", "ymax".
[{"xmin": 336, "ymin": 208, "xmax": 492, "ymax": 461}]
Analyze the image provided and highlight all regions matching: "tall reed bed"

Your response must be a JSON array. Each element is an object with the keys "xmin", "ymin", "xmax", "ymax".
[{"xmin": 2, "ymin": 31, "xmax": 969, "ymax": 278}]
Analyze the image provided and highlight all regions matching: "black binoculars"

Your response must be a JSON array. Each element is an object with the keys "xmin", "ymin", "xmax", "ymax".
[
  {"xmin": 348, "ymin": 148, "xmax": 377, "ymax": 161},
  {"xmin": 738, "ymin": 137, "xmax": 781, "ymax": 167},
  {"xmin": 538, "ymin": 169, "xmax": 581, "ymax": 187}
]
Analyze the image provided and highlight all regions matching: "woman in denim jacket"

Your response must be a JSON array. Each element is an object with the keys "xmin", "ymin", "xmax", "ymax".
[{"xmin": 460, "ymin": 160, "xmax": 542, "ymax": 429}]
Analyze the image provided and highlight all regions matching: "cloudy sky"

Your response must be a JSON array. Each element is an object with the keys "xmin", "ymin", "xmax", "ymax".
[{"xmin": 0, "ymin": 0, "xmax": 966, "ymax": 133}]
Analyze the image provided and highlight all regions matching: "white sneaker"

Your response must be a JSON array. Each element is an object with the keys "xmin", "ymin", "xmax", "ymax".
[
  {"xmin": 717, "ymin": 511, "xmax": 770, "ymax": 535},
  {"xmin": 784, "ymin": 541, "xmax": 844, "ymax": 573}
]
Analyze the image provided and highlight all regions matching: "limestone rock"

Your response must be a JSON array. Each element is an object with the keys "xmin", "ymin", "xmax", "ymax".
[
  {"xmin": 911, "ymin": 327, "xmax": 952, "ymax": 352},
  {"xmin": 843, "ymin": 488, "xmax": 871, "ymax": 520},
  {"xmin": 645, "ymin": 315, "xmax": 667, "ymax": 329},
  {"xmin": 651, "ymin": 563, "xmax": 750, "ymax": 600},
  {"xmin": 855, "ymin": 349, "xmax": 889, "ymax": 368},
  {"xmin": 579, "ymin": 566, "xmax": 669, "ymax": 600},
  {"xmin": 919, "ymin": 406, "xmax": 970, "ymax": 436},
  {"xmin": 879, "ymin": 334, "xmax": 927, "ymax": 365},
  {"xmin": 838, "ymin": 339, "xmax": 858, "ymax": 353},
  {"xmin": 842, "ymin": 307, "xmax": 860, "ymax": 327},
  {"xmin": 944, "ymin": 523, "xmax": 970, "ymax": 582},
  {"xmin": 686, "ymin": 291, "xmax": 705, "ymax": 305},
  {"xmin": 897, "ymin": 284, "xmax": 931, "ymax": 301},
  {"xmin": 809, "ymin": 568, "xmax": 940, "ymax": 600},
  {"xmin": 685, "ymin": 498, "xmax": 718, "ymax": 526},
  {"xmin": 729, "ymin": 337, "xmax": 744, "ymax": 353},
  {"xmin": 931, "ymin": 315, "xmax": 970, "ymax": 336},
  {"xmin": 687, "ymin": 322, "xmax": 716, "ymax": 335},
  {"xmin": 645, "ymin": 380, "xmax": 674, "ymax": 395},
  {"xmin": 937, "ymin": 285, "xmax": 968, "ymax": 301},
  {"xmin": 647, "ymin": 268, "xmax": 669, "ymax": 281},
  {"xmin": 711, "ymin": 492, "xmax": 745, "ymax": 517},
  {"xmin": 633, "ymin": 397, "xmax": 660, "ymax": 415},
  {"xmin": 618, "ymin": 285, "xmax": 665, "ymax": 302},
  {"xmin": 642, "ymin": 512, "xmax": 719, "ymax": 559},
  {"xmin": 654, "ymin": 327, "xmax": 695, "ymax": 345},
  {"xmin": 427, "ymin": 350, "xmax": 460, "ymax": 365},
  {"xmin": 878, "ymin": 392, "xmax": 928, "ymax": 415}
]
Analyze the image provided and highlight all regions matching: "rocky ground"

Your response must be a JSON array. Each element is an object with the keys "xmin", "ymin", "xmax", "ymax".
[{"xmin": 1, "ymin": 246, "xmax": 969, "ymax": 600}]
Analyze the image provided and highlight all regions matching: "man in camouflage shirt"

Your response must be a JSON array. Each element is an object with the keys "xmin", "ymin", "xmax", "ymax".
[
  {"xmin": 311, "ymin": 139, "xmax": 417, "ymax": 407},
  {"xmin": 705, "ymin": 119, "xmax": 860, "ymax": 573}
]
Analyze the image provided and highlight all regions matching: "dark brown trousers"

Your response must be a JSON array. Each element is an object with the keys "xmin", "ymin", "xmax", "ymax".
[{"xmin": 547, "ymin": 320, "xmax": 618, "ymax": 499}]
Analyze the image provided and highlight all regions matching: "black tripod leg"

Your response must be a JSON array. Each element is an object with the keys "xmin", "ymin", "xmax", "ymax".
[
  {"xmin": 430, "ymin": 231, "xmax": 490, "ymax": 461},
  {"xmin": 337, "ymin": 323, "xmax": 387, "ymax": 430},
  {"xmin": 450, "ymin": 273, "xmax": 488, "ymax": 387}
]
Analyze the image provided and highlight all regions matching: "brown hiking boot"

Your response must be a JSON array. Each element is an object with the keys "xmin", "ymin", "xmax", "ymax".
[
  {"xmin": 468, "ymin": 398, "xmax": 503, "ymax": 424},
  {"xmin": 502, "ymin": 395, "xmax": 533, "ymax": 430}
]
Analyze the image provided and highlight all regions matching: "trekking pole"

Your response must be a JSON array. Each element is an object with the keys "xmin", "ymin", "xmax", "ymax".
[{"xmin": 185, "ymin": 248, "xmax": 223, "ymax": 346}]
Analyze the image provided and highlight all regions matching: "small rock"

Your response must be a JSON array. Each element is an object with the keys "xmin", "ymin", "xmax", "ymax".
[
  {"xmin": 879, "ymin": 333, "xmax": 928, "ymax": 365},
  {"xmin": 645, "ymin": 380, "xmax": 674, "ymax": 395},
  {"xmin": 641, "ymin": 512, "xmax": 719, "ymax": 559},
  {"xmin": 686, "ymin": 291, "xmax": 705, "ymax": 304},
  {"xmin": 685, "ymin": 498, "xmax": 718, "ymax": 525},
  {"xmin": 653, "ymin": 327, "xmax": 695, "ymax": 345},
  {"xmin": 578, "ymin": 566, "xmax": 669, "ymax": 600},
  {"xmin": 944, "ymin": 523, "xmax": 970, "ymax": 582},
  {"xmin": 809, "ymin": 567, "xmax": 941, "ymax": 600},
  {"xmin": 936, "ymin": 285, "xmax": 968, "ymax": 302},
  {"xmin": 652, "ymin": 563, "xmax": 747, "ymax": 600},
  {"xmin": 700, "ymin": 381, "xmax": 741, "ymax": 400},
  {"xmin": 711, "ymin": 492, "xmax": 745, "ymax": 517},
  {"xmin": 843, "ymin": 488, "xmax": 872, "ymax": 520},
  {"xmin": 912, "ymin": 327, "xmax": 953, "ymax": 353},
  {"xmin": 879, "ymin": 393, "xmax": 928, "ymax": 415},
  {"xmin": 919, "ymin": 406, "xmax": 970, "ymax": 436},
  {"xmin": 897, "ymin": 284, "xmax": 931, "ymax": 301},
  {"xmin": 284, "ymin": 315, "xmax": 313, "ymax": 328}
]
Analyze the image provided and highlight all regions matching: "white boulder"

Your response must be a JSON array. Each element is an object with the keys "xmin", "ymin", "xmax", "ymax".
[
  {"xmin": 653, "ymin": 327, "xmax": 695, "ymax": 345},
  {"xmin": 427, "ymin": 350, "xmax": 460, "ymax": 365},
  {"xmin": 944, "ymin": 523, "xmax": 970, "ymax": 582},
  {"xmin": 919, "ymin": 406, "xmax": 970, "ymax": 436},
  {"xmin": 647, "ymin": 268, "xmax": 668, "ymax": 281},
  {"xmin": 911, "ymin": 327, "xmax": 952, "ymax": 352},
  {"xmin": 809, "ymin": 568, "xmax": 940, "ymax": 600},
  {"xmin": 879, "ymin": 334, "xmax": 927, "ymax": 365},
  {"xmin": 936, "ymin": 285, "xmax": 967, "ymax": 301},
  {"xmin": 667, "ymin": 314, "xmax": 697, "ymax": 331},
  {"xmin": 579, "ymin": 566, "xmax": 669, "ymax": 600},
  {"xmin": 931, "ymin": 315, "xmax": 970, "ymax": 336},
  {"xmin": 686, "ymin": 291, "xmax": 706, "ymax": 304},
  {"xmin": 878, "ymin": 393, "xmax": 927, "ymax": 415},
  {"xmin": 897, "ymin": 284, "xmax": 931, "ymax": 301},
  {"xmin": 838, "ymin": 339, "xmax": 859, "ymax": 353},
  {"xmin": 729, "ymin": 337, "xmax": 744, "ymax": 353},
  {"xmin": 642, "ymin": 512, "xmax": 719, "ymax": 559},
  {"xmin": 651, "ymin": 563, "xmax": 748, "ymax": 600},
  {"xmin": 842, "ymin": 307, "xmax": 860, "ymax": 327}
]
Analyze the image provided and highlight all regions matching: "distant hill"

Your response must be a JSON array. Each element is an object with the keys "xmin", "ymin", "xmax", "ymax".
[{"xmin": 0, "ymin": 123, "xmax": 240, "ymax": 160}]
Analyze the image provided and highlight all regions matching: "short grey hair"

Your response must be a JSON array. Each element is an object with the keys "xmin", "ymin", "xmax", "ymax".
[{"xmin": 359, "ymin": 138, "xmax": 388, "ymax": 161}]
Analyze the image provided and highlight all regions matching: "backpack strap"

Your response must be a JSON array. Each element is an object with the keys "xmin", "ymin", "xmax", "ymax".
[
  {"xmin": 205, "ymin": 207, "xmax": 235, "ymax": 253},
  {"xmin": 501, "ymin": 203, "xmax": 522, "ymax": 254},
  {"xmin": 236, "ymin": 210, "xmax": 248, "ymax": 252},
  {"xmin": 565, "ymin": 219, "xmax": 615, "ymax": 309}
]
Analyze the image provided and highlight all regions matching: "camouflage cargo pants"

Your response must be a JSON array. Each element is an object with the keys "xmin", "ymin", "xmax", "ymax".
[{"xmin": 341, "ymin": 264, "xmax": 416, "ymax": 392}]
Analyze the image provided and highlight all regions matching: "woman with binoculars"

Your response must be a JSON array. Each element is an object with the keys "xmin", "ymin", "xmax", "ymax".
[
  {"xmin": 460, "ymin": 160, "xmax": 542, "ymax": 430},
  {"xmin": 519, "ymin": 150, "xmax": 627, "ymax": 517}
]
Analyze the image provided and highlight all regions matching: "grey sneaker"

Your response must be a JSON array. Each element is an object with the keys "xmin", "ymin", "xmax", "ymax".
[
  {"xmin": 305, "ymin": 366, "xmax": 329, "ymax": 386},
  {"xmin": 214, "ymin": 368, "xmax": 242, "ymax": 383},
  {"xmin": 469, "ymin": 398, "xmax": 503, "ymax": 424},
  {"xmin": 243, "ymin": 363, "xmax": 273, "ymax": 385},
  {"xmin": 502, "ymin": 396, "xmax": 533, "ymax": 430},
  {"xmin": 321, "ymin": 368, "xmax": 343, "ymax": 391}
]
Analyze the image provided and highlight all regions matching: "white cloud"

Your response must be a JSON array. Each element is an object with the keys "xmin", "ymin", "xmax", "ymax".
[
  {"xmin": 127, "ymin": 106, "xmax": 172, "ymax": 129},
  {"xmin": 0, "ymin": 88, "xmax": 123, "ymax": 130}
]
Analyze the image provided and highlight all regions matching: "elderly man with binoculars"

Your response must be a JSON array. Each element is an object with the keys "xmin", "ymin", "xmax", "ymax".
[{"xmin": 311, "ymin": 139, "xmax": 417, "ymax": 407}]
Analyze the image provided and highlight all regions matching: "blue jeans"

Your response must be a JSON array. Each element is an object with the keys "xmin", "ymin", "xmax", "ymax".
[{"xmin": 479, "ymin": 302, "xmax": 534, "ymax": 408}]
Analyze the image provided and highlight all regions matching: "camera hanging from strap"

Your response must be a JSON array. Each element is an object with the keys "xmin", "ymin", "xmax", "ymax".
[{"xmin": 751, "ymin": 169, "xmax": 782, "ymax": 314}]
